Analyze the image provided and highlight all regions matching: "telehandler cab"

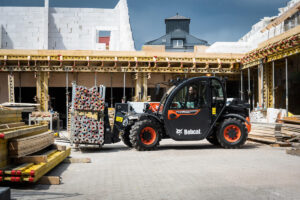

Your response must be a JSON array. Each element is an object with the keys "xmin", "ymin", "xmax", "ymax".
[{"xmin": 114, "ymin": 76, "xmax": 251, "ymax": 151}]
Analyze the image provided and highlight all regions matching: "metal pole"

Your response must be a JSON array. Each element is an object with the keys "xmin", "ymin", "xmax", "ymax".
[
  {"xmin": 272, "ymin": 61, "xmax": 275, "ymax": 108},
  {"xmin": 66, "ymin": 70, "xmax": 69, "ymax": 130},
  {"xmin": 123, "ymin": 72, "xmax": 126, "ymax": 102},
  {"xmin": 241, "ymin": 70, "xmax": 244, "ymax": 101},
  {"xmin": 248, "ymin": 68, "xmax": 251, "ymax": 108},
  {"xmin": 261, "ymin": 61, "xmax": 264, "ymax": 108},
  {"xmin": 285, "ymin": 58, "xmax": 289, "ymax": 116},
  {"xmin": 19, "ymin": 72, "xmax": 22, "ymax": 103},
  {"xmin": 110, "ymin": 73, "xmax": 113, "ymax": 107},
  {"xmin": 94, "ymin": 72, "xmax": 97, "ymax": 87},
  {"xmin": 253, "ymin": 68, "xmax": 255, "ymax": 109}
]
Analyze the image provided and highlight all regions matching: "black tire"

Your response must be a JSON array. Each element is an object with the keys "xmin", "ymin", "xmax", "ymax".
[
  {"xmin": 217, "ymin": 117, "xmax": 248, "ymax": 149},
  {"xmin": 121, "ymin": 126, "xmax": 133, "ymax": 148},
  {"xmin": 129, "ymin": 119, "xmax": 162, "ymax": 151},
  {"xmin": 206, "ymin": 131, "xmax": 220, "ymax": 146}
]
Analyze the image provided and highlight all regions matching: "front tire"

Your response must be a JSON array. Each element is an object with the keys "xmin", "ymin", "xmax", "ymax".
[
  {"xmin": 121, "ymin": 126, "xmax": 132, "ymax": 148},
  {"xmin": 217, "ymin": 118, "xmax": 248, "ymax": 149},
  {"xmin": 129, "ymin": 119, "xmax": 161, "ymax": 151}
]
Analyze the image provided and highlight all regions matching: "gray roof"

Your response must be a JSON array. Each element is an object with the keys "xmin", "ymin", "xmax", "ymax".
[
  {"xmin": 166, "ymin": 14, "xmax": 190, "ymax": 20},
  {"xmin": 145, "ymin": 29, "xmax": 209, "ymax": 47}
]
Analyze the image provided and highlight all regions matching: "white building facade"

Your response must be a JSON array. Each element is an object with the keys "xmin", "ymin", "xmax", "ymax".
[
  {"xmin": 0, "ymin": 0, "xmax": 135, "ymax": 51},
  {"xmin": 206, "ymin": 0, "xmax": 300, "ymax": 54}
]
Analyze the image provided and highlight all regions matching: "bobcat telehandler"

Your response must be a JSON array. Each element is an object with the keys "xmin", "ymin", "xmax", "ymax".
[{"xmin": 113, "ymin": 76, "xmax": 251, "ymax": 151}]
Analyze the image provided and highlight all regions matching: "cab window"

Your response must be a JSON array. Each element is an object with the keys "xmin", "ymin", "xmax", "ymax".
[
  {"xmin": 169, "ymin": 81, "xmax": 208, "ymax": 109},
  {"xmin": 211, "ymin": 79, "xmax": 225, "ymax": 102}
]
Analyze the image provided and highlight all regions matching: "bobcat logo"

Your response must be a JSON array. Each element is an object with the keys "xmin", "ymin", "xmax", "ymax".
[{"xmin": 176, "ymin": 129, "xmax": 183, "ymax": 135}]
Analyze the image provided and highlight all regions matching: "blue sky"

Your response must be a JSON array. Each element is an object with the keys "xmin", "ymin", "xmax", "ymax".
[{"xmin": 0, "ymin": 0, "xmax": 286, "ymax": 49}]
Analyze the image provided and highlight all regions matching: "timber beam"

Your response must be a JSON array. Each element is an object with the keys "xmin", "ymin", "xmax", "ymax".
[{"xmin": 0, "ymin": 51, "xmax": 242, "ymax": 74}]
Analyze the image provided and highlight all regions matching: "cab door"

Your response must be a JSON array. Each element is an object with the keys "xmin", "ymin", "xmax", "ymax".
[{"xmin": 163, "ymin": 79, "xmax": 211, "ymax": 140}]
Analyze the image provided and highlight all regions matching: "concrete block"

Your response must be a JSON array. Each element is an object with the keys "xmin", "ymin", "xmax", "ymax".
[{"xmin": 0, "ymin": 187, "xmax": 10, "ymax": 200}]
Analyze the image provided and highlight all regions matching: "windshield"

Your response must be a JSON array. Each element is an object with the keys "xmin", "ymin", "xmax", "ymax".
[{"xmin": 157, "ymin": 85, "xmax": 176, "ymax": 114}]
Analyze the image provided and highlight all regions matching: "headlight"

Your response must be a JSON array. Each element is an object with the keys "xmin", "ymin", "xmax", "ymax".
[{"xmin": 122, "ymin": 118, "xmax": 129, "ymax": 127}]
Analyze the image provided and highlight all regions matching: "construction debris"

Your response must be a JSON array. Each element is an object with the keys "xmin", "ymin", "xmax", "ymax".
[
  {"xmin": 249, "ymin": 110, "xmax": 300, "ymax": 146},
  {"xmin": 286, "ymin": 147, "xmax": 300, "ymax": 156}
]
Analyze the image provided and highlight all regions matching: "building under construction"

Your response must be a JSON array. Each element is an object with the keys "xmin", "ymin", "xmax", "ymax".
[{"xmin": 0, "ymin": 0, "xmax": 300, "ymax": 128}]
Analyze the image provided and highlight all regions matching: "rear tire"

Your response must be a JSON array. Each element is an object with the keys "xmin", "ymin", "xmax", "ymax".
[
  {"xmin": 129, "ymin": 119, "xmax": 161, "ymax": 151},
  {"xmin": 217, "ymin": 117, "xmax": 248, "ymax": 149},
  {"xmin": 121, "ymin": 126, "xmax": 132, "ymax": 148}
]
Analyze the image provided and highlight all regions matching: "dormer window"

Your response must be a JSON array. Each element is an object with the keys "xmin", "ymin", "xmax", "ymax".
[{"xmin": 172, "ymin": 39, "xmax": 184, "ymax": 48}]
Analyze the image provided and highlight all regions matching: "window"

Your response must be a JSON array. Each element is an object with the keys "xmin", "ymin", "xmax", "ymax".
[
  {"xmin": 98, "ymin": 31, "xmax": 111, "ymax": 50},
  {"xmin": 172, "ymin": 39, "xmax": 183, "ymax": 48},
  {"xmin": 211, "ymin": 79, "xmax": 224, "ymax": 102},
  {"xmin": 169, "ymin": 81, "xmax": 208, "ymax": 109}
]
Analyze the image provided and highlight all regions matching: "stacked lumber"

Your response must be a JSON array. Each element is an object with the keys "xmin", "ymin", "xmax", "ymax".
[
  {"xmin": 249, "ymin": 121, "xmax": 300, "ymax": 145},
  {"xmin": 248, "ymin": 122, "xmax": 282, "ymax": 143},
  {"xmin": 0, "ymin": 107, "xmax": 70, "ymax": 184},
  {"xmin": 9, "ymin": 131, "xmax": 54, "ymax": 158}
]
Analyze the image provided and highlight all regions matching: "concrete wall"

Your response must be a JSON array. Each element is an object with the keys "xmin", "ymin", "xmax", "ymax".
[
  {"xmin": 0, "ymin": 0, "xmax": 135, "ymax": 51},
  {"xmin": 0, "ymin": 7, "xmax": 44, "ymax": 49}
]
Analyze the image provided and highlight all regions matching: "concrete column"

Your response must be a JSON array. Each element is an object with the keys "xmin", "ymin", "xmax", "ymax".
[
  {"xmin": 43, "ymin": 0, "xmax": 49, "ymax": 49},
  {"xmin": 8, "ymin": 72, "xmax": 15, "ymax": 103},
  {"xmin": 258, "ymin": 61, "xmax": 264, "ymax": 108},
  {"xmin": 240, "ymin": 70, "xmax": 244, "ymax": 101},
  {"xmin": 142, "ymin": 73, "xmax": 148, "ymax": 102},
  {"xmin": 134, "ymin": 73, "xmax": 142, "ymax": 101},
  {"xmin": 36, "ymin": 72, "xmax": 49, "ymax": 111},
  {"xmin": 247, "ymin": 68, "xmax": 251, "ymax": 107}
]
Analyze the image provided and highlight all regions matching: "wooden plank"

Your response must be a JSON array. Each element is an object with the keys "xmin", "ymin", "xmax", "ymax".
[
  {"xmin": 286, "ymin": 148, "xmax": 300, "ymax": 156},
  {"xmin": 52, "ymin": 144, "xmax": 66, "ymax": 151},
  {"xmin": 63, "ymin": 157, "xmax": 91, "ymax": 163},
  {"xmin": 0, "ymin": 125, "xmax": 48, "ymax": 140},
  {"xmin": 270, "ymin": 143, "xmax": 292, "ymax": 147},
  {"xmin": 0, "ymin": 122, "xmax": 25, "ymax": 129},
  {"xmin": 15, "ymin": 155, "xmax": 48, "ymax": 164},
  {"xmin": 37, "ymin": 176, "xmax": 61, "ymax": 185}
]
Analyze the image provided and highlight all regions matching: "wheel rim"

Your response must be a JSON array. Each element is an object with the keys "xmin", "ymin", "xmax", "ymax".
[
  {"xmin": 223, "ymin": 125, "xmax": 241, "ymax": 143},
  {"xmin": 140, "ymin": 127, "xmax": 157, "ymax": 145}
]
